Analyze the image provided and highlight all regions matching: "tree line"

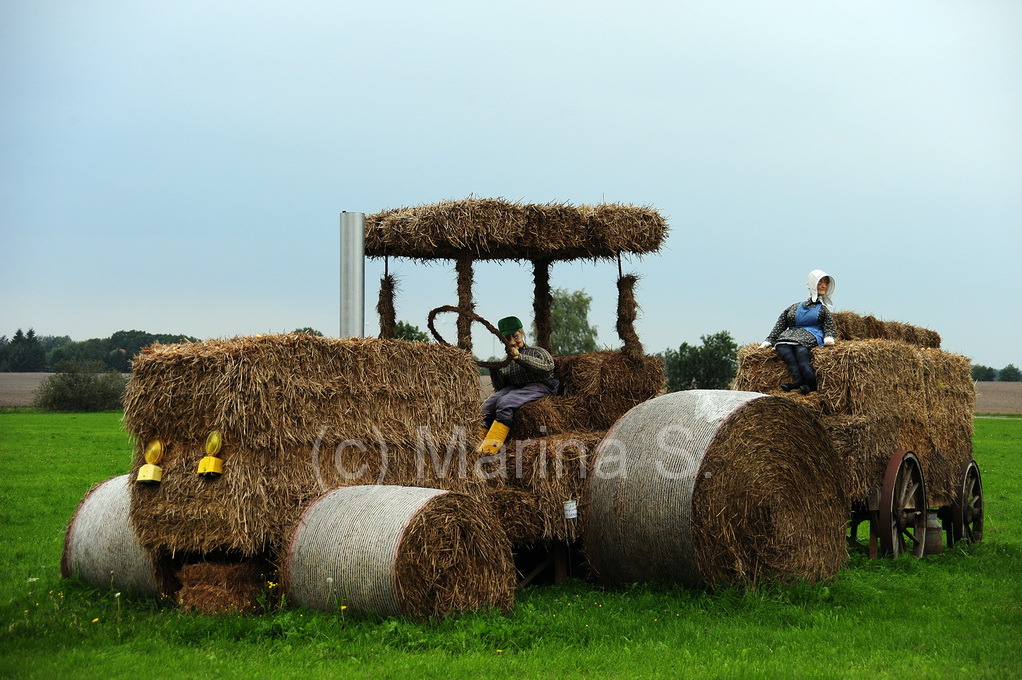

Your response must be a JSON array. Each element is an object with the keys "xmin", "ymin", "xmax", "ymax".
[
  {"xmin": 0, "ymin": 328, "xmax": 199, "ymax": 373},
  {"xmin": 7, "ymin": 290, "xmax": 1016, "ymax": 401},
  {"xmin": 971, "ymin": 364, "xmax": 1022, "ymax": 382}
]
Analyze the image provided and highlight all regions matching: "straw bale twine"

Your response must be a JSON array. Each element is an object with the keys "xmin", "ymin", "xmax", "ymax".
[
  {"xmin": 61, "ymin": 475, "xmax": 166, "ymax": 596},
  {"xmin": 583, "ymin": 390, "xmax": 847, "ymax": 588},
  {"xmin": 365, "ymin": 197, "xmax": 668, "ymax": 261},
  {"xmin": 283, "ymin": 485, "xmax": 513, "ymax": 619},
  {"xmin": 124, "ymin": 334, "xmax": 486, "ymax": 557},
  {"xmin": 734, "ymin": 336, "xmax": 974, "ymax": 506}
]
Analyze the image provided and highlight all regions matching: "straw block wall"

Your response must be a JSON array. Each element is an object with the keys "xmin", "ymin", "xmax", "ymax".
[{"xmin": 124, "ymin": 335, "xmax": 486, "ymax": 556}]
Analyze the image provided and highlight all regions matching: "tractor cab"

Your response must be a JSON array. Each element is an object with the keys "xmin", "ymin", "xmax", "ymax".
[
  {"xmin": 365, "ymin": 197, "xmax": 668, "ymax": 451},
  {"xmin": 365, "ymin": 198, "xmax": 670, "ymax": 577}
]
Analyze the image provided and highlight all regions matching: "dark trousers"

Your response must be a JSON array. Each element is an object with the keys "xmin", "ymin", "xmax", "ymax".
[
  {"xmin": 774, "ymin": 344, "xmax": 817, "ymax": 390},
  {"xmin": 482, "ymin": 382, "xmax": 556, "ymax": 427}
]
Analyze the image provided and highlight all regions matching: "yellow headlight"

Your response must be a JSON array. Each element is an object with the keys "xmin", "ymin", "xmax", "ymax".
[
  {"xmin": 144, "ymin": 439, "xmax": 165, "ymax": 465},
  {"xmin": 205, "ymin": 430, "xmax": 223, "ymax": 456}
]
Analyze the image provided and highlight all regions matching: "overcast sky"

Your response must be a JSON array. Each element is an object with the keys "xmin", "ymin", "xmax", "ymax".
[{"xmin": 2, "ymin": 1, "xmax": 1019, "ymax": 368}]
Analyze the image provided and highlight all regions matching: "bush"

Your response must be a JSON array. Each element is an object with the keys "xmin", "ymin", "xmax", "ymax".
[
  {"xmin": 659, "ymin": 330, "xmax": 739, "ymax": 391},
  {"xmin": 33, "ymin": 361, "xmax": 127, "ymax": 411},
  {"xmin": 999, "ymin": 364, "xmax": 1021, "ymax": 382}
]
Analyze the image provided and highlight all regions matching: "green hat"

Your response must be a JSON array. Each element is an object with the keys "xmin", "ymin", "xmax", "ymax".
[{"xmin": 497, "ymin": 316, "xmax": 523, "ymax": 336}]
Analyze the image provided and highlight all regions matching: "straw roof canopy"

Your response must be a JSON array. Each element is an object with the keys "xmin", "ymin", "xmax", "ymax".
[{"xmin": 365, "ymin": 197, "xmax": 668, "ymax": 261}]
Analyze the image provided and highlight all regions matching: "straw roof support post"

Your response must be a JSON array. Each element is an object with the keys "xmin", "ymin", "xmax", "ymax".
[
  {"xmin": 377, "ymin": 261, "xmax": 397, "ymax": 340},
  {"xmin": 617, "ymin": 270, "xmax": 644, "ymax": 360},
  {"xmin": 455, "ymin": 257, "xmax": 475, "ymax": 352},
  {"xmin": 533, "ymin": 259, "xmax": 553, "ymax": 353}
]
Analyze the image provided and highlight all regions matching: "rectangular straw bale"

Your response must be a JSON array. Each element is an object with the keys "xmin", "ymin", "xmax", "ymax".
[
  {"xmin": 495, "ymin": 431, "xmax": 603, "ymax": 543},
  {"xmin": 484, "ymin": 486, "xmax": 552, "ymax": 546},
  {"xmin": 920, "ymin": 348, "xmax": 975, "ymax": 455},
  {"xmin": 737, "ymin": 340, "xmax": 926, "ymax": 421},
  {"xmin": 508, "ymin": 394, "xmax": 584, "ymax": 439},
  {"xmin": 919, "ymin": 348, "xmax": 974, "ymax": 504},
  {"xmin": 819, "ymin": 415, "xmax": 899, "ymax": 501},
  {"xmin": 176, "ymin": 561, "xmax": 266, "ymax": 614},
  {"xmin": 836, "ymin": 340, "xmax": 926, "ymax": 421},
  {"xmin": 125, "ymin": 335, "xmax": 487, "ymax": 556},
  {"xmin": 558, "ymin": 351, "xmax": 664, "ymax": 430},
  {"xmin": 365, "ymin": 198, "xmax": 668, "ymax": 261},
  {"xmin": 124, "ymin": 334, "xmax": 481, "ymax": 453},
  {"xmin": 832, "ymin": 311, "xmax": 941, "ymax": 348}
]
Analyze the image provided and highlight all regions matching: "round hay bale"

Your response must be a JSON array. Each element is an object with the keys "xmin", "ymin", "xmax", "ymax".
[
  {"xmin": 61, "ymin": 475, "xmax": 164, "ymax": 596},
  {"xmin": 283, "ymin": 485, "xmax": 514, "ymax": 619},
  {"xmin": 583, "ymin": 390, "xmax": 847, "ymax": 588}
]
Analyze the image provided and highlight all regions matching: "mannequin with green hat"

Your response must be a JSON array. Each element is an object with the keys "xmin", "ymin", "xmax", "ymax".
[{"xmin": 479, "ymin": 316, "xmax": 558, "ymax": 454}]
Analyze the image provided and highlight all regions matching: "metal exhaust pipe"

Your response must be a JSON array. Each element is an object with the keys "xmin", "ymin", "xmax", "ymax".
[{"xmin": 339, "ymin": 211, "xmax": 365, "ymax": 338}]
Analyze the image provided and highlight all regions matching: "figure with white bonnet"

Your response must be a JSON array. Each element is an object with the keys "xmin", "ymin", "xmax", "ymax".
[{"xmin": 758, "ymin": 270, "xmax": 838, "ymax": 395}]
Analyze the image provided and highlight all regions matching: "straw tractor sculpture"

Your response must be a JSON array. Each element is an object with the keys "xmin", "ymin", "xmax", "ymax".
[{"xmin": 61, "ymin": 198, "xmax": 983, "ymax": 618}]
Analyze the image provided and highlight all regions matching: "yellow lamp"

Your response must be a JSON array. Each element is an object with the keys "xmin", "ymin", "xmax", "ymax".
[
  {"xmin": 197, "ymin": 455, "xmax": 223, "ymax": 477},
  {"xmin": 205, "ymin": 430, "xmax": 223, "ymax": 456},
  {"xmin": 144, "ymin": 439, "xmax": 165, "ymax": 464},
  {"xmin": 197, "ymin": 430, "xmax": 224, "ymax": 478},
  {"xmin": 137, "ymin": 463, "xmax": 163, "ymax": 484},
  {"xmin": 137, "ymin": 439, "xmax": 165, "ymax": 485}
]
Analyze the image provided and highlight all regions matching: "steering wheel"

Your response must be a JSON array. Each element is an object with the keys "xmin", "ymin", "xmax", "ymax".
[{"xmin": 426, "ymin": 305, "xmax": 515, "ymax": 369}]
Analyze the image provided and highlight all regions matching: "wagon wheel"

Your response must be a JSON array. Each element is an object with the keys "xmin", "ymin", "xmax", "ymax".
[
  {"xmin": 878, "ymin": 450, "xmax": 928, "ymax": 558},
  {"xmin": 950, "ymin": 460, "xmax": 984, "ymax": 547},
  {"xmin": 426, "ymin": 305, "xmax": 514, "ymax": 369}
]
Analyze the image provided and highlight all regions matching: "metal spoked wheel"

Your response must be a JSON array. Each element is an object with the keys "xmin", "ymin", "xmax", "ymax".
[
  {"xmin": 951, "ymin": 459, "xmax": 984, "ymax": 547},
  {"xmin": 878, "ymin": 450, "xmax": 928, "ymax": 558}
]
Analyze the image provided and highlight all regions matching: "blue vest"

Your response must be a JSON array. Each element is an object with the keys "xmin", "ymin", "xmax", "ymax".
[{"xmin": 795, "ymin": 303, "xmax": 825, "ymax": 345}]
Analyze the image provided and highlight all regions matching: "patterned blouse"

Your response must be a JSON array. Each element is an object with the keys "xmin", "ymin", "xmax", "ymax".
[{"xmin": 765, "ymin": 301, "xmax": 838, "ymax": 348}]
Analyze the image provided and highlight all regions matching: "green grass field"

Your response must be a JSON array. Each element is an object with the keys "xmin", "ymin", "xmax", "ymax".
[{"xmin": 1, "ymin": 411, "xmax": 1019, "ymax": 679}]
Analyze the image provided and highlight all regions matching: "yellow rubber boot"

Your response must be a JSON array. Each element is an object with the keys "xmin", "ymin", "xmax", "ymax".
[{"xmin": 478, "ymin": 421, "xmax": 510, "ymax": 454}]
